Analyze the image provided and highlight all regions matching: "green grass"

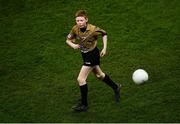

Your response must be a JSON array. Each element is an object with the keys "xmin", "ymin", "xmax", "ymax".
[{"xmin": 0, "ymin": 0, "xmax": 179, "ymax": 122}]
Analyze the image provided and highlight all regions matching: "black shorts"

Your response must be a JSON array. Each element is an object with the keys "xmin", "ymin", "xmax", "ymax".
[{"xmin": 81, "ymin": 47, "xmax": 100, "ymax": 66}]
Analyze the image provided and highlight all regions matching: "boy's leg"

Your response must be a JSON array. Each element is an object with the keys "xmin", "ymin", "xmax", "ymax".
[
  {"xmin": 92, "ymin": 65, "xmax": 121, "ymax": 102},
  {"xmin": 72, "ymin": 65, "xmax": 92, "ymax": 112},
  {"xmin": 92, "ymin": 65, "xmax": 118, "ymax": 89}
]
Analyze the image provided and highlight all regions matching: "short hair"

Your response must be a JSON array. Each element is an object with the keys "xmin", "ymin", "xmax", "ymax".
[{"xmin": 75, "ymin": 10, "xmax": 88, "ymax": 19}]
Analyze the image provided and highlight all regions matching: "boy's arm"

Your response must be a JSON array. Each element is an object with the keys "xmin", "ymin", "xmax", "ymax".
[
  {"xmin": 66, "ymin": 39, "xmax": 80, "ymax": 49},
  {"xmin": 94, "ymin": 26, "xmax": 107, "ymax": 57},
  {"xmin": 100, "ymin": 35, "xmax": 107, "ymax": 57},
  {"xmin": 66, "ymin": 26, "xmax": 80, "ymax": 50}
]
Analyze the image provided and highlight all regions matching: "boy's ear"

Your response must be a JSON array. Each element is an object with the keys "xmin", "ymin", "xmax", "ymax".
[{"xmin": 86, "ymin": 18, "xmax": 88, "ymax": 22}]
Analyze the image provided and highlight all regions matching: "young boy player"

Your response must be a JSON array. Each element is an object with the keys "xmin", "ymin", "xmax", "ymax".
[{"xmin": 66, "ymin": 10, "xmax": 121, "ymax": 112}]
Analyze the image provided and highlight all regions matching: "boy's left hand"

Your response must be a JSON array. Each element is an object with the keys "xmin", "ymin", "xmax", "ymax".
[{"xmin": 100, "ymin": 49, "xmax": 106, "ymax": 57}]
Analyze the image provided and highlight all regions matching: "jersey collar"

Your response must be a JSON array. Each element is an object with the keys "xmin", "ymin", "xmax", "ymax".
[{"xmin": 86, "ymin": 23, "xmax": 91, "ymax": 31}]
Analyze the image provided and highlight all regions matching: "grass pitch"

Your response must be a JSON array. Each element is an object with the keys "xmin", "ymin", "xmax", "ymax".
[{"xmin": 0, "ymin": 0, "xmax": 179, "ymax": 122}]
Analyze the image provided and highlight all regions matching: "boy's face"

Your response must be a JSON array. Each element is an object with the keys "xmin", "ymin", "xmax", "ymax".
[{"xmin": 76, "ymin": 16, "xmax": 88, "ymax": 28}]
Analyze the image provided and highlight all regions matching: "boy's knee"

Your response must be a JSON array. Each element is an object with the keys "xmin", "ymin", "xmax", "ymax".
[
  {"xmin": 77, "ymin": 77, "xmax": 86, "ymax": 85},
  {"xmin": 95, "ymin": 73, "xmax": 105, "ymax": 80}
]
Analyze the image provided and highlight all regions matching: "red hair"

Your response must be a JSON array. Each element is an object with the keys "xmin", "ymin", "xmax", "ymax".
[{"xmin": 75, "ymin": 10, "xmax": 88, "ymax": 19}]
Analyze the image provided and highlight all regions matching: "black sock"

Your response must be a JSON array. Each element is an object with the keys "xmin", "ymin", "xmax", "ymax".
[
  {"xmin": 103, "ymin": 74, "xmax": 118, "ymax": 90},
  {"xmin": 80, "ymin": 84, "xmax": 88, "ymax": 106}
]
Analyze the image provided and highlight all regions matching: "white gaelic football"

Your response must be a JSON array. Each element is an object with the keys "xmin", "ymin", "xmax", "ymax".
[{"xmin": 132, "ymin": 69, "xmax": 149, "ymax": 84}]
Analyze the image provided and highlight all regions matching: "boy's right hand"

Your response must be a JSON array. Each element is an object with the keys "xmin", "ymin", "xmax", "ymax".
[{"xmin": 73, "ymin": 44, "xmax": 80, "ymax": 49}]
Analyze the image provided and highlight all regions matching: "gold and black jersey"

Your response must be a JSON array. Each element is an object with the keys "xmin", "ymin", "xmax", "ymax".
[{"xmin": 67, "ymin": 23, "xmax": 107, "ymax": 53}]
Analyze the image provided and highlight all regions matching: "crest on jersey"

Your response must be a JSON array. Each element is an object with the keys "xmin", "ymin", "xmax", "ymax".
[{"xmin": 67, "ymin": 34, "xmax": 72, "ymax": 39}]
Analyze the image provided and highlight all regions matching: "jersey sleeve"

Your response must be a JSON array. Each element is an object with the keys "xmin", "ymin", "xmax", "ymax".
[
  {"xmin": 66, "ymin": 26, "xmax": 76, "ymax": 40},
  {"xmin": 95, "ymin": 26, "xmax": 107, "ymax": 36}
]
